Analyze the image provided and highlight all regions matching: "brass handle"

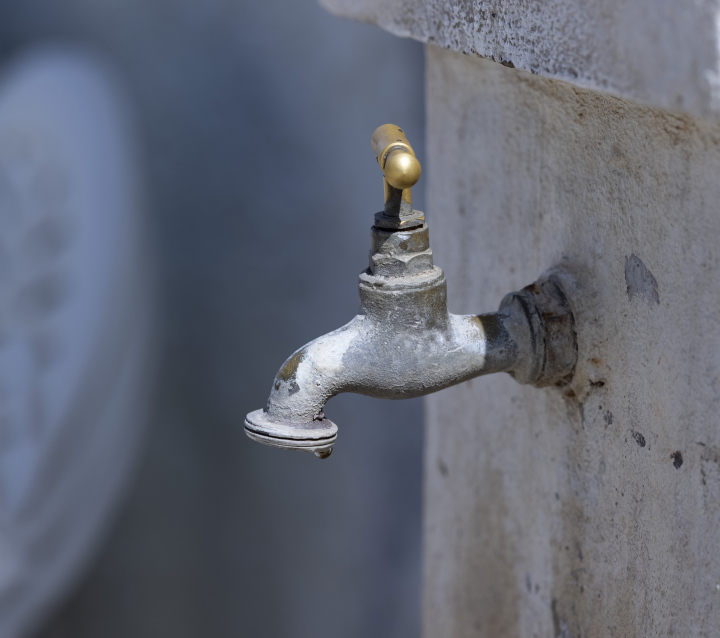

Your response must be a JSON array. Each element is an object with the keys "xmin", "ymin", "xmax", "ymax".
[
  {"xmin": 371, "ymin": 124, "xmax": 423, "ymax": 229},
  {"xmin": 371, "ymin": 124, "xmax": 422, "ymax": 190}
]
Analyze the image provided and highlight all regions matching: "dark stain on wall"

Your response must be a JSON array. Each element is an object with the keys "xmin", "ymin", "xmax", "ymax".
[{"xmin": 625, "ymin": 254, "xmax": 660, "ymax": 304}]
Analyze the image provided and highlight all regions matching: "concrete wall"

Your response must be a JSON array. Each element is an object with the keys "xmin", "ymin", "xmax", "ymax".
[
  {"xmin": 422, "ymin": 48, "xmax": 720, "ymax": 637},
  {"xmin": 322, "ymin": 0, "xmax": 720, "ymax": 632},
  {"xmin": 322, "ymin": 0, "xmax": 720, "ymax": 121}
]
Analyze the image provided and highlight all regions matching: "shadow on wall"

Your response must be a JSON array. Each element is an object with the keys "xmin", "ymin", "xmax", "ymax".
[{"xmin": 0, "ymin": 0, "xmax": 425, "ymax": 637}]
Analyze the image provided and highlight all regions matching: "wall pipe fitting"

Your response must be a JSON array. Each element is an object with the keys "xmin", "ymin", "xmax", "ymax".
[{"xmin": 244, "ymin": 124, "xmax": 577, "ymax": 458}]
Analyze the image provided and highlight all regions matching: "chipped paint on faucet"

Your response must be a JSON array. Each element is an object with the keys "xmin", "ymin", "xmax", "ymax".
[{"xmin": 245, "ymin": 125, "xmax": 577, "ymax": 458}]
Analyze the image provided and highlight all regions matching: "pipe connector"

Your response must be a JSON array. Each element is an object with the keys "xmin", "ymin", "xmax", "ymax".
[{"xmin": 244, "ymin": 125, "xmax": 577, "ymax": 458}]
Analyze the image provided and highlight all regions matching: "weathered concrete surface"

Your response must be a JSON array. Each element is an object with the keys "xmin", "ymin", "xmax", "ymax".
[
  {"xmin": 322, "ymin": 0, "xmax": 720, "ymax": 121},
  {"xmin": 423, "ymin": 47, "xmax": 720, "ymax": 637}
]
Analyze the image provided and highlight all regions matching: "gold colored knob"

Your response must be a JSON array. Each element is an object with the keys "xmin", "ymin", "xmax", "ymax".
[
  {"xmin": 384, "ymin": 149, "xmax": 422, "ymax": 190},
  {"xmin": 371, "ymin": 124, "xmax": 421, "ymax": 190}
]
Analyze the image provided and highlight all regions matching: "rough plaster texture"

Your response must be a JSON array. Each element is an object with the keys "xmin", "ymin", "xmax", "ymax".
[
  {"xmin": 422, "ymin": 47, "xmax": 720, "ymax": 637},
  {"xmin": 323, "ymin": 0, "xmax": 720, "ymax": 121}
]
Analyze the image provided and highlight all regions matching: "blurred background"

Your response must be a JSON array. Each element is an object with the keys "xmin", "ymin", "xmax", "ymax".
[{"xmin": 0, "ymin": 1, "xmax": 426, "ymax": 637}]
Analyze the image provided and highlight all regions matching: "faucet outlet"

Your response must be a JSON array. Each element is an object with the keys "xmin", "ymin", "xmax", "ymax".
[{"xmin": 244, "ymin": 125, "xmax": 577, "ymax": 458}]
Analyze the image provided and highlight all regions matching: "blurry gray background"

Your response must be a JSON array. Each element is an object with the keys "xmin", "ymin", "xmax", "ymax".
[{"xmin": 0, "ymin": 1, "xmax": 425, "ymax": 636}]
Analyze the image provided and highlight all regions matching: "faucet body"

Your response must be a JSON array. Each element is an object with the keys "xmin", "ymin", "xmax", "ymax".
[{"xmin": 245, "ymin": 221, "xmax": 576, "ymax": 458}]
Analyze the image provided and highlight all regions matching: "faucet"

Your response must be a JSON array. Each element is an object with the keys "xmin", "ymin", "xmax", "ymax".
[{"xmin": 245, "ymin": 124, "xmax": 577, "ymax": 459}]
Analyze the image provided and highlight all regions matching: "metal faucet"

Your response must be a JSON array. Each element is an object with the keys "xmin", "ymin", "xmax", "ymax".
[{"xmin": 245, "ymin": 124, "xmax": 577, "ymax": 459}]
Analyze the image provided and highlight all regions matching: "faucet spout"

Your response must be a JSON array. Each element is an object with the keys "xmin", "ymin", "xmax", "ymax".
[{"xmin": 245, "ymin": 220, "xmax": 576, "ymax": 458}]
